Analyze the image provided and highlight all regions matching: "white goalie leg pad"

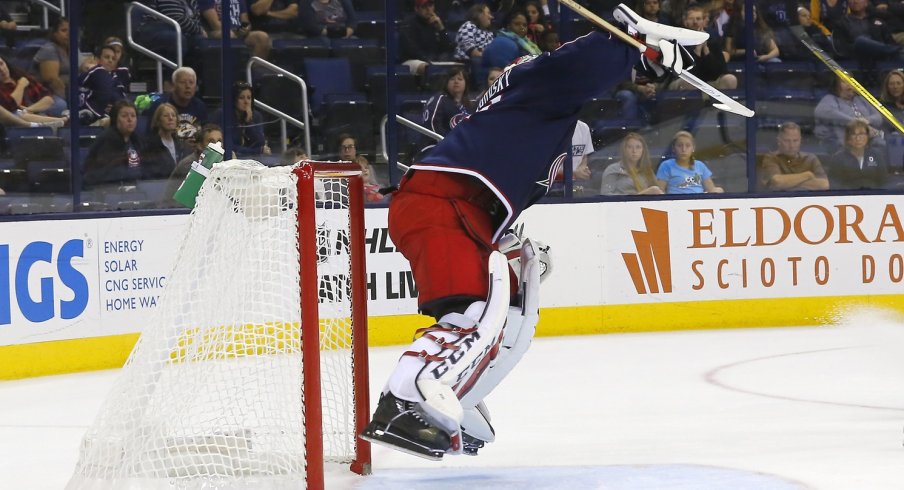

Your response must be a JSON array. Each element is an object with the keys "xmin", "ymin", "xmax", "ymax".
[
  {"xmin": 460, "ymin": 239, "xmax": 542, "ymax": 410},
  {"xmin": 461, "ymin": 401, "xmax": 495, "ymax": 443},
  {"xmin": 401, "ymin": 252, "xmax": 510, "ymax": 446}
]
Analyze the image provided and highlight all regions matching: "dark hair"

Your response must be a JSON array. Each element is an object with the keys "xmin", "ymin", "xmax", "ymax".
[
  {"xmin": 438, "ymin": 66, "xmax": 475, "ymax": 111},
  {"xmin": 110, "ymin": 100, "xmax": 137, "ymax": 135},
  {"xmin": 233, "ymin": 81, "xmax": 255, "ymax": 118},
  {"xmin": 504, "ymin": 9, "xmax": 528, "ymax": 28},
  {"xmin": 0, "ymin": 54, "xmax": 29, "ymax": 82},
  {"xmin": 524, "ymin": 0, "xmax": 546, "ymax": 23},
  {"xmin": 49, "ymin": 16, "xmax": 68, "ymax": 37},
  {"xmin": 337, "ymin": 132, "xmax": 357, "ymax": 151},
  {"xmin": 467, "ymin": 3, "xmax": 489, "ymax": 24},
  {"xmin": 196, "ymin": 123, "xmax": 224, "ymax": 145}
]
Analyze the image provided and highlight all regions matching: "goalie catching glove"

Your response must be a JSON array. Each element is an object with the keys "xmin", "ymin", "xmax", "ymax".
[{"xmin": 612, "ymin": 2, "xmax": 704, "ymax": 82}]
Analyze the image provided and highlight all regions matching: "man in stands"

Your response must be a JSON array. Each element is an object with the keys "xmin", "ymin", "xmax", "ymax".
[
  {"xmin": 399, "ymin": 0, "xmax": 457, "ymax": 76},
  {"xmin": 145, "ymin": 67, "xmax": 208, "ymax": 145},
  {"xmin": 759, "ymin": 122, "xmax": 830, "ymax": 191},
  {"xmin": 359, "ymin": 3, "xmax": 706, "ymax": 460}
]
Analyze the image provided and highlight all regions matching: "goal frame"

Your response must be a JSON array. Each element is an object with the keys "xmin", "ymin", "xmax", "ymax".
[{"xmin": 298, "ymin": 162, "xmax": 372, "ymax": 486}]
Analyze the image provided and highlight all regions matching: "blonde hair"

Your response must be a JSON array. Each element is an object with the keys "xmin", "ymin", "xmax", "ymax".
[
  {"xmin": 150, "ymin": 102, "xmax": 177, "ymax": 134},
  {"xmin": 620, "ymin": 132, "xmax": 656, "ymax": 193}
]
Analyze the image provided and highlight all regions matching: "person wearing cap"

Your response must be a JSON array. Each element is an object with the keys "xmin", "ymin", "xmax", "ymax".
[{"xmin": 400, "ymin": 0, "xmax": 457, "ymax": 75}]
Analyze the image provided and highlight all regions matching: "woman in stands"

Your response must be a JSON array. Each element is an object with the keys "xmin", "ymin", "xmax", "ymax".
[
  {"xmin": 600, "ymin": 132, "xmax": 664, "ymax": 195},
  {"xmin": 33, "ymin": 17, "xmax": 71, "ymax": 108},
  {"xmin": 655, "ymin": 130, "xmax": 724, "ymax": 194},
  {"xmin": 723, "ymin": 3, "xmax": 781, "ymax": 63},
  {"xmin": 524, "ymin": 1, "xmax": 552, "ymax": 46},
  {"xmin": 0, "ymin": 55, "xmax": 69, "ymax": 126},
  {"xmin": 423, "ymin": 66, "xmax": 475, "ymax": 137},
  {"xmin": 829, "ymin": 118, "xmax": 890, "ymax": 189},
  {"xmin": 144, "ymin": 102, "xmax": 191, "ymax": 177},
  {"xmin": 84, "ymin": 100, "xmax": 171, "ymax": 188},
  {"xmin": 880, "ymin": 70, "xmax": 904, "ymax": 124},
  {"xmin": 210, "ymin": 81, "xmax": 270, "ymax": 157},
  {"xmin": 482, "ymin": 10, "xmax": 541, "ymax": 73}
]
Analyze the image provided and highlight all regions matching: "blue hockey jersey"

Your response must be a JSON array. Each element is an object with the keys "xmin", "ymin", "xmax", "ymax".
[{"xmin": 412, "ymin": 31, "xmax": 637, "ymax": 241}]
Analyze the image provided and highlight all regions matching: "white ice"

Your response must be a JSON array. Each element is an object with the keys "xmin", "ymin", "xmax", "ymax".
[{"xmin": 2, "ymin": 307, "xmax": 902, "ymax": 489}]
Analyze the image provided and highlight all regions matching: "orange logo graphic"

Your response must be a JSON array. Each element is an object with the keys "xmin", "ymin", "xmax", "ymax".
[{"xmin": 622, "ymin": 208, "xmax": 672, "ymax": 294}]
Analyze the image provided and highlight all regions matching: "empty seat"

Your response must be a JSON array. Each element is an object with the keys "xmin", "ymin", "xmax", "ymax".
[
  {"xmin": 26, "ymin": 160, "xmax": 70, "ymax": 193},
  {"xmin": 11, "ymin": 135, "xmax": 65, "ymax": 169},
  {"xmin": 354, "ymin": 20, "xmax": 385, "ymax": 44},
  {"xmin": 304, "ymin": 58, "xmax": 361, "ymax": 113},
  {"xmin": 332, "ymin": 44, "xmax": 385, "ymax": 92}
]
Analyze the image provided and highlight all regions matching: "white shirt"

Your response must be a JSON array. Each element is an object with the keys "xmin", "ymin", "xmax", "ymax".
[{"xmin": 571, "ymin": 120, "xmax": 594, "ymax": 170}]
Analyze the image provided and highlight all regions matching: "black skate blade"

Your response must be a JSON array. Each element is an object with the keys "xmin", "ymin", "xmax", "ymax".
[{"xmin": 359, "ymin": 428, "xmax": 445, "ymax": 461}]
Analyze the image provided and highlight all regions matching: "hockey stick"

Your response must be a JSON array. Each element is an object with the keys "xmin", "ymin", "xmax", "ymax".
[
  {"xmin": 789, "ymin": 25, "xmax": 904, "ymax": 134},
  {"xmin": 557, "ymin": 0, "xmax": 754, "ymax": 117}
]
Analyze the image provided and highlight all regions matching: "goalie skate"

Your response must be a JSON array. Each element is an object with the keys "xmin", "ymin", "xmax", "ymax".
[{"xmin": 359, "ymin": 392, "xmax": 454, "ymax": 461}]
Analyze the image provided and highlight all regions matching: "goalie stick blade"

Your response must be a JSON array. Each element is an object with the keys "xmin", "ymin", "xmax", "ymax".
[
  {"xmin": 359, "ymin": 429, "xmax": 446, "ymax": 461},
  {"xmin": 677, "ymin": 71, "xmax": 755, "ymax": 117}
]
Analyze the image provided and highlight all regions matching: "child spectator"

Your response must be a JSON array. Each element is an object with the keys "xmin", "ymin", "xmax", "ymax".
[
  {"xmin": 423, "ymin": 66, "xmax": 475, "ymax": 137},
  {"xmin": 600, "ymin": 132, "xmax": 663, "ymax": 195},
  {"xmin": 482, "ymin": 10, "xmax": 541, "ymax": 72},
  {"xmin": 338, "ymin": 133, "xmax": 383, "ymax": 201},
  {"xmin": 656, "ymin": 130, "xmax": 724, "ymax": 194},
  {"xmin": 78, "ymin": 45, "xmax": 128, "ymax": 126},
  {"xmin": 524, "ymin": 1, "xmax": 552, "ymax": 46}
]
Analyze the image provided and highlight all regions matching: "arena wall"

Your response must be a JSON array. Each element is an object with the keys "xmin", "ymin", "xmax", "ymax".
[{"xmin": 2, "ymin": 194, "xmax": 903, "ymax": 379}]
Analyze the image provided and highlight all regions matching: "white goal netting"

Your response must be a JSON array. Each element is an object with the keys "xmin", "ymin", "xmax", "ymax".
[{"xmin": 67, "ymin": 160, "xmax": 369, "ymax": 490}]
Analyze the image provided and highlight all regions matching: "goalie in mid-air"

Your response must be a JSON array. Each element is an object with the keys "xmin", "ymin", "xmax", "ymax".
[{"xmin": 359, "ymin": 4, "xmax": 712, "ymax": 460}]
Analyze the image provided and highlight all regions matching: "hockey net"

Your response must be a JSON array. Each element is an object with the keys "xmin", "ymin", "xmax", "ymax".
[{"xmin": 67, "ymin": 160, "xmax": 371, "ymax": 490}]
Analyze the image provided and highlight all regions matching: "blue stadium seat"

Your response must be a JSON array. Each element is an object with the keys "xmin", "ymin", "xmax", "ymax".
[
  {"xmin": 26, "ymin": 160, "xmax": 70, "ymax": 193},
  {"xmin": 304, "ymin": 58, "xmax": 360, "ymax": 113}
]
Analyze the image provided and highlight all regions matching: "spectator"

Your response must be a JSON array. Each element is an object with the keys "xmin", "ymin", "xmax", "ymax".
[
  {"xmin": 424, "ymin": 66, "xmax": 475, "ymax": 136},
  {"xmin": 338, "ymin": 133, "xmax": 383, "ymax": 201},
  {"xmin": 84, "ymin": 100, "xmax": 169, "ymax": 188},
  {"xmin": 210, "ymin": 80, "xmax": 271, "ymax": 156},
  {"xmin": 200, "ymin": 0, "xmax": 272, "ymax": 59},
  {"xmin": 667, "ymin": 5, "xmax": 737, "ymax": 91},
  {"xmin": 832, "ymin": 0, "xmax": 901, "ymax": 69},
  {"xmin": 248, "ymin": 0, "xmax": 300, "ymax": 35},
  {"xmin": 144, "ymin": 102, "xmax": 192, "ymax": 177},
  {"xmin": 525, "ymin": 1, "xmax": 553, "ymax": 46},
  {"xmin": 281, "ymin": 145, "xmax": 307, "ymax": 165},
  {"xmin": 454, "ymin": 4, "xmax": 495, "ymax": 62},
  {"xmin": 78, "ymin": 45, "xmax": 128, "ymax": 126},
  {"xmin": 556, "ymin": 120, "xmax": 593, "ymax": 186},
  {"xmin": 486, "ymin": 66, "xmax": 504, "ymax": 87},
  {"xmin": 482, "ymin": 10, "xmax": 542, "ymax": 72},
  {"xmin": 0, "ymin": 6, "xmax": 16, "ymax": 47},
  {"xmin": 600, "ymin": 132, "xmax": 663, "ymax": 195},
  {"xmin": 135, "ymin": 0, "xmax": 206, "ymax": 67},
  {"xmin": 815, "ymin": 76, "xmax": 885, "ymax": 152},
  {"xmin": 537, "ymin": 29, "xmax": 561, "ymax": 52},
  {"xmin": 875, "ymin": 0, "xmax": 904, "ymax": 45},
  {"xmin": 758, "ymin": 122, "xmax": 830, "ymax": 191},
  {"xmin": 636, "ymin": 0, "xmax": 668, "ymax": 24},
  {"xmin": 166, "ymin": 123, "xmax": 226, "ymax": 201},
  {"xmin": 145, "ymin": 67, "xmax": 209, "ymax": 144},
  {"xmin": 829, "ymin": 117, "xmax": 890, "ymax": 189},
  {"xmin": 299, "ymin": 0, "xmax": 357, "ymax": 38},
  {"xmin": 399, "ymin": 0, "xmax": 457, "ymax": 76},
  {"xmin": 102, "ymin": 37, "xmax": 133, "ymax": 91},
  {"xmin": 724, "ymin": 3, "xmax": 781, "ymax": 63},
  {"xmin": 33, "ymin": 17, "xmax": 72, "ymax": 103},
  {"xmin": 0, "ymin": 55, "xmax": 69, "ymax": 124},
  {"xmin": 880, "ymin": 69, "xmax": 904, "ymax": 124},
  {"xmin": 811, "ymin": 0, "xmax": 849, "ymax": 33},
  {"xmin": 792, "ymin": 6, "xmax": 834, "ymax": 56},
  {"xmin": 656, "ymin": 130, "xmax": 724, "ymax": 193},
  {"xmin": 660, "ymin": 0, "xmax": 690, "ymax": 25},
  {"xmin": 710, "ymin": 0, "xmax": 735, "ymax": 38},
  {"xmin": 614, "ymin": 69, "xmax": 657, "ymax": 125}
]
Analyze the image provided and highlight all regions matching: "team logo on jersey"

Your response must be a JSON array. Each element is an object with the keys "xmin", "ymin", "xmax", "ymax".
[
  {"xmin": 537, "ymin": 153, "xmax": 567, "ymax": 191},
  {"xmin": 449, "ymin": 112, "xmax": 467, "ymax": 129}
]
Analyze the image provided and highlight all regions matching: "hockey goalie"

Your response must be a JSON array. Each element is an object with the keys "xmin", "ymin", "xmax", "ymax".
[{"xmin": 360, "ymin": 3, "xmax": 709, "ymax": 459}]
